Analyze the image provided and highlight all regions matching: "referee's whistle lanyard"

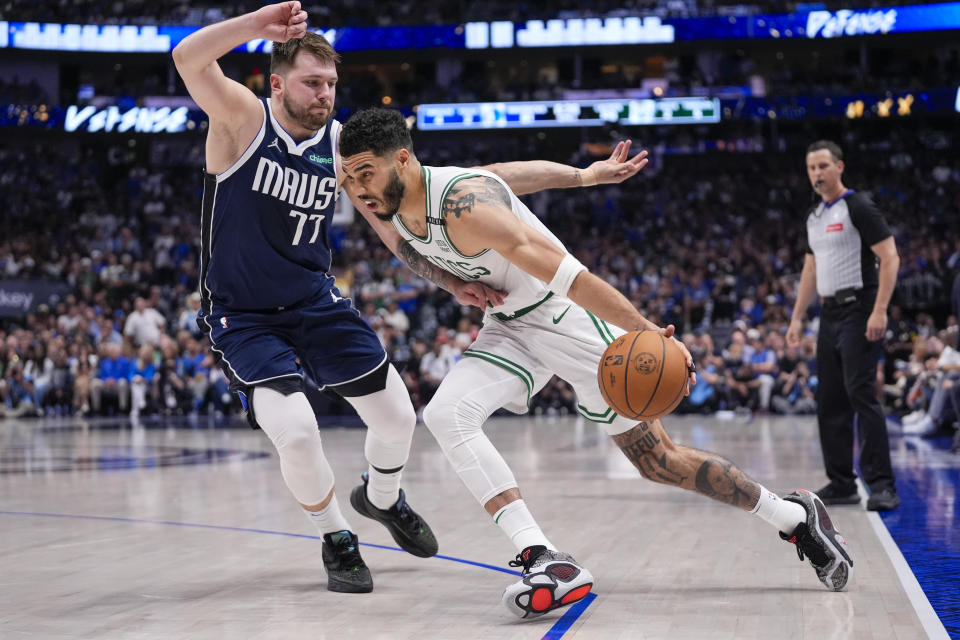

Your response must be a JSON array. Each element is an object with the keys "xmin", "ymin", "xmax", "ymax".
[{"xmin": 823, "ymin": 189, "xmax": 854, "ymax": 207}]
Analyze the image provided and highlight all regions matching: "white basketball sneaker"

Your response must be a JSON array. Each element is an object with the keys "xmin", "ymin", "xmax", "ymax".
[{"xmin": 501, "ymin": 545, "xmax": 594, "ymax": 619}]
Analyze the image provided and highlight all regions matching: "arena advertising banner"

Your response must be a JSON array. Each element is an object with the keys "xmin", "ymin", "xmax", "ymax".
[
  {"xmin": 1, "ymin": 3, "xmax": 958, "ymax": 53},
  {"xmin": 0, "ymin": 280, "xmax": 72, "ymax": 317}
]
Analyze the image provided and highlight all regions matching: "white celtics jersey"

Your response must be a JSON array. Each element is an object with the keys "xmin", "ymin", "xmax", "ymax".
[{"xmin": 391, "ymin": 166, "xmax": 569, "ymax": 317}]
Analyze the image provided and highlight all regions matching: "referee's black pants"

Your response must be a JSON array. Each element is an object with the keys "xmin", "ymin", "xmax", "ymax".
[{"xmin": 816, "ymin": 297, "xmax": 896, "ymax": 493}]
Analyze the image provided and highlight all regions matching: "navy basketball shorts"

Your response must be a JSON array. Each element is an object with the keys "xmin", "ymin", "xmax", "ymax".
[{"xmin": 200, "ymin": 292, "xmax": 387, "ymax": 393}]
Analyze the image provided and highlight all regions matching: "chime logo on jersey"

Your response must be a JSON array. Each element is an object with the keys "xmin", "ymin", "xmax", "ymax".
[
  {"xmin": 251, "ymin": 156, "xmax": 337, "ymax": 209},
  {"xmin": 220, "ymin": 317, "xmax": 229, "ymax": 329}
]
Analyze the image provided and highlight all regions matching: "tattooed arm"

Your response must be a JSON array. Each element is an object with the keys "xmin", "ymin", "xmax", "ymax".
[
  {"xmin": 394, "ymin": 239, "xmax": 504, "ymax": 308},
  {"xmin": 395, "ymin": 239, "xmax": 456, "ymax": 293},
  {"xmin": 349, "ymin": 193, "xmax": 504, "ymax": 309},
  {"xmin": 479, "ymin": 141, "xmax": 648, "ymax": 196}
]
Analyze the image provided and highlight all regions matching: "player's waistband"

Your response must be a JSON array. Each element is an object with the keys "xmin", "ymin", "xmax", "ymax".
[{"xmin": 204, "ymin": 287, "xmax": 333, "ymax": 315}]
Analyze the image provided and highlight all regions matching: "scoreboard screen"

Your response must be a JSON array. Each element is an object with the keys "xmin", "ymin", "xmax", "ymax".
[{"xmin": 417, "ymin": 98, "xmax": 721, "ymax": 131}]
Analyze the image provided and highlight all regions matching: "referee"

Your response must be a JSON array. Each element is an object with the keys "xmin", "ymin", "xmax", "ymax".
[{"xmin": 787, "ymin": 140, "xmax": 901, "ymax": 511}]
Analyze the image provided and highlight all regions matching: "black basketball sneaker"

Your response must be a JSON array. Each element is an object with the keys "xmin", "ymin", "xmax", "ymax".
[
  {"xmin": 350, "ymin": 472, "xmax": 438, "ymax": 558},
  {"xmin": 321, "ymin": 530, "xmax": 373, "ymax": 593},
  {"xmin": 501, "ymin": 545, "xmax": 594, "ymax": 619},
  {"xmin": 779, "ymin": 489, "xmax": 854, "ymax": 591}
]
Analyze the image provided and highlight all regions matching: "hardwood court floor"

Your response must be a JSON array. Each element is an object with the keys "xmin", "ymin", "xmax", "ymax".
[{"xmin": 0, "ymin": 413, "xmax": 952, "ymax": 640}]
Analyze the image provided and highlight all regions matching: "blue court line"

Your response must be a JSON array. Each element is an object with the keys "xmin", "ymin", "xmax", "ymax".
[
  {"xmin": 542, "ymin": 592, "xmax": 598, "ymax": 640},
  {"xmin": 0, "ymin": 510, "xmax": 522, "ymax": 576},
  {"xmin": 1, "ymin": 510, "xmax": 601, "ymax": 639}
]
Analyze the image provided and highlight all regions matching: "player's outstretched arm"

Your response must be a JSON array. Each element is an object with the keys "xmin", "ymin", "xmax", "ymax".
[
  {"xmin": 479, "ymin": 141, "xmax": 648, "ymax": 195},
  {"xmin": 172, "ymin": 2, "xmax": 306, "ymax": 128}
]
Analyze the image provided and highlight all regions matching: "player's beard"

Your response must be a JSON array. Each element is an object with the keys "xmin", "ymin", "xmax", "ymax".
[
  {"xmin": 282, "ymin": 93, "xmax": 330, "ymax": 131},
  {"xmin": 374, "ymin": 168, "xmax": 406, "ymax": 221}
]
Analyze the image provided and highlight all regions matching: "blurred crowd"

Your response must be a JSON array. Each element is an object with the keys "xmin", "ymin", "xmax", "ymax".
[
  {"xmin": 1, "ymin": 117, "xmax": 958, "ymax": 429},
  {"xmin": 0, "ymin": 0, "xmax": 939, "ymax": 27}
]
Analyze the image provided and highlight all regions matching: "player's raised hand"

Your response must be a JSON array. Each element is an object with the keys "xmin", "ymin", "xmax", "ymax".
[
  {"xmin": 588, "ymin": 141, "xmax": 649, "ymax": 185},
  {"xmin": 254, "ymin": 1, "xmax": 308, "ymax": 42}
]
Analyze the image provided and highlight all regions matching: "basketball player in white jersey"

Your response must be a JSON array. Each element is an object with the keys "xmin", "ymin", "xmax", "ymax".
[{"xmin": 339, "ymin": 109, "xmax": 854, "ymax": 617}]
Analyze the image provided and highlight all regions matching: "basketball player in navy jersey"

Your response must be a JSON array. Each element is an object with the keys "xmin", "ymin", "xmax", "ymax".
[
  {"xmin": 171, "ymin": 2, "xmax": 649, "ymax": 594},
  {"xmin": 339, "ymin": 109, "xmax": 856, "ymax": 617},
  {"xmin": 172, "ymin": 3, "xmax": 495, "ymax": 594}
]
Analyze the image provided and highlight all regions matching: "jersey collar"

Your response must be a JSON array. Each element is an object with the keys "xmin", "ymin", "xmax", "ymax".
[{"xmin": 266, "ymin": 97, "xmax": 326, "ymax": 156}]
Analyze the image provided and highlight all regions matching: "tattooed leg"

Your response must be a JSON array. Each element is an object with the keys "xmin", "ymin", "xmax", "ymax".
[{"xmin": 611, "ymin": 419, "xmax": 761, "ymax": 511}]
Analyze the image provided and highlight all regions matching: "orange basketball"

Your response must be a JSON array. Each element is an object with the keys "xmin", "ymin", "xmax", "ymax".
[{"xmin": 597, "ymin": 330, "xmax": 689, "ymax": 421}]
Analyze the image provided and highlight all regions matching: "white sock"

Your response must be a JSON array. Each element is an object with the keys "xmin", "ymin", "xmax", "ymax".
[
  {"xmin": 366, "ymin": 465, "xmax": 402, "ymax": 510},
  {"xmin": 751, "ymin": 486, "xmax": 807, "ymax": 534},
  {"xmin": 493, "ymin": 499, "xmax": 556, "ymax": 553},
  {"xmin": 304, "ymin": 494, "xmax": 352, "ymax": 536}
]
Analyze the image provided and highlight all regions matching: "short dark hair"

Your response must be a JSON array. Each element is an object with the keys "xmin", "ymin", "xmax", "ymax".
[
  {"xmin": 806, "ymin": 140, "xmax": 843, "ymax": 163},
  {"xmin": 270, "ymin": 32, "xmax": 340, "ymax": 76},
  {"xmin": 340, "ymin": 108, "xmax": 413, "ymax": 158}
]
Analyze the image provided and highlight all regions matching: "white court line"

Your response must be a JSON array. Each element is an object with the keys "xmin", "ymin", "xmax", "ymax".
[{"xmin": 857, "ymin": 481, "xmax": 950, "ymax": 640}]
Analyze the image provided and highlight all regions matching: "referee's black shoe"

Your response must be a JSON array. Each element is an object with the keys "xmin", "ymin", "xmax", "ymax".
[
  {"xmin": 350, "ymin": 472, "xmax": 439, "ymax": 558},
  {"xmin": 814, "ymin": 483, "xmax": 861, "ymax": 505},
  {"xmin": 866, "ymin": 487, "xmax": 900, "ymax": 511}
]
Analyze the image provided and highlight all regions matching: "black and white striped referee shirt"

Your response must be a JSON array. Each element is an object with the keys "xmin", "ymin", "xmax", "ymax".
[{"xmin": 804, "ymin": 190, "xmax": 892, "ymax": 297}]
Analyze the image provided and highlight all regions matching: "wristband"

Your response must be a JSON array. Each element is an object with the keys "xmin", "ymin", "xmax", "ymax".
[{"xmin": 548, "ymin": 254, "xmax": 588, "ymax": 297}]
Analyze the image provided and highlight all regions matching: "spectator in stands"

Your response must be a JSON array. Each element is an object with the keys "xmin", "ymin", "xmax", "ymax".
[
  {"xmin": 772, "ymin": 360, "xmax": 817, "ymax": 415},
  {"xmin": 678, "ymin": 353, "xmax": 724, "ymax": 414},
  {"xmin": 902, "ymin": 332, "xmax": 960, "ymax": 435},
  {"xmin": 747, "ymin": 328, "xmax": 778, "ymax": 411},
  {"xmin": 726, "ymin": 362, "xmax": 761, "ymax": 411},
  {"xmin": 3, "ymin": 363, "xmax": 35, "ymax": 417},
  {"xmin": 97, "ymin": 317, "xmax": 124, "ymax": 346},
  {"xmin": 124, "ymin": 297, "xmax": 166, "ymax": 347},
  {"xmin": 128, "ymin": 343, "xmax": 157, "ymax": 417},
  {"xmin": 383, "ymin": 299, "xmax": 410, "ymax": 333},
  {"xmin": 90, "ymin": 342, "xmax": 130, "ymax": 414},
  {"xmin": 177, "ymin": 292, "xmax": 204, "ymax": 337},
  {"xmin": 43, "ymin": 349, "xmax": 74, "ymax": 416},
  {"xmin": 419, "ymin": 332, "xmax": 458, "ymax": 405}
]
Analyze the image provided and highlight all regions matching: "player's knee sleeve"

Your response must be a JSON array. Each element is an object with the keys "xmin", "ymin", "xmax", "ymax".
[
  {"xmin": 253, "ymin": 386, "xmax": 334, "ymax": 506},
  {"xmin": 422, "ymin": 365, "xmax": 522, "ymax": 505},
  {"xmin": 344, "ymin": 364, "xmax": 416, "ymax": 471}
]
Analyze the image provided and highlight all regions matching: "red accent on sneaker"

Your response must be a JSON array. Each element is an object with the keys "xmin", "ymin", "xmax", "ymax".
[
  {"xmin": 560, "ymin": 585, "xmax": 592, "ymax": 605},
  {"xmin": 531, "ymin": 587, "xmax": 553, "ymax": 611},
  {"xmin": 522, "ymin": 549, "xmax": 531, "ymax": 562},
  {"xmin": 789, "ymin": 536, "xmax": 797, "ymax": 543}
]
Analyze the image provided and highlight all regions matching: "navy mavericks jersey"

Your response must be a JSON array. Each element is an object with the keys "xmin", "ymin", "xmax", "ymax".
[{"xmin": 200, "ymin": 98, "xmax": 341, "ymax": 311}]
